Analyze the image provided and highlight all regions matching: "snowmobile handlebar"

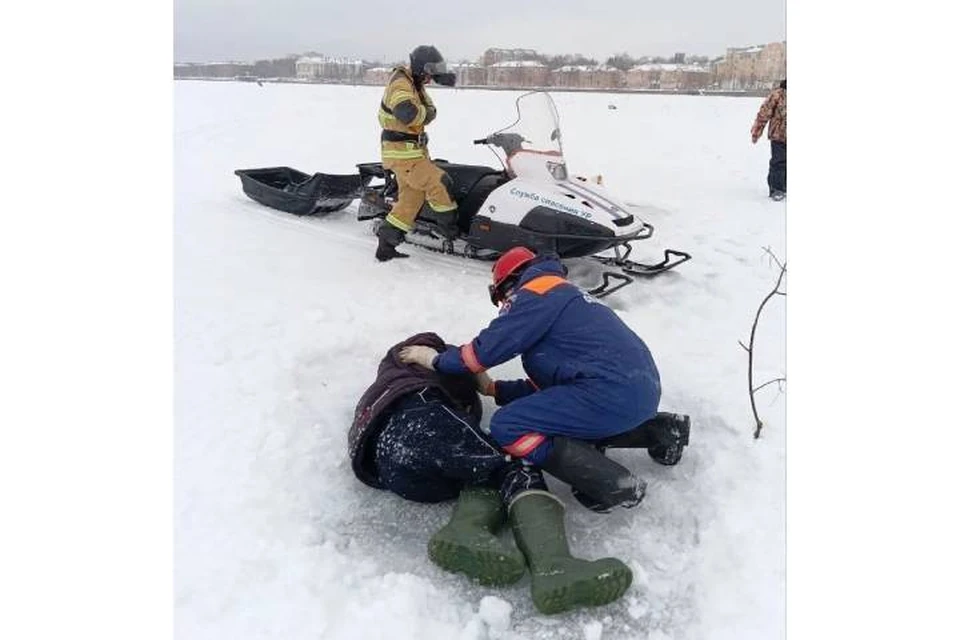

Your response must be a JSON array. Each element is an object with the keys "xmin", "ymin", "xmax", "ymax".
[{"xmin": 475, "ymin": 133, "xmax": 527, "ymax": 156}]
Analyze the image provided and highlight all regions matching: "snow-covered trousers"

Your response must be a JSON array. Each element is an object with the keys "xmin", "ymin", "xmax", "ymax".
[
  {"xmin": 768, "ymin": 141, "xmax": 787, "ymax": 194},
  {"xmin": 489, "ymin": 381, "xmax": 659, "ymax": 466},
  {"xmin": 373, "ymin": 388, "xmax": 547, "ymax": 504}
]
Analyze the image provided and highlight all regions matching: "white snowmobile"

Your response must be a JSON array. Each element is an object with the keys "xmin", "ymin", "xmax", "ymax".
[
  {"xmin": 235, "ymin": 91, "xmax": 690, "ymax": 297},
  {"xmin": 357, "ymin": 91, "xmax": 689, "ymax": 296}
]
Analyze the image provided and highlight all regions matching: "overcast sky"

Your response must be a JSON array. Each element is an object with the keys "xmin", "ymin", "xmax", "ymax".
[{"xmin": 174, "ymin": 0, "xmax": 785, "ymax": 63}]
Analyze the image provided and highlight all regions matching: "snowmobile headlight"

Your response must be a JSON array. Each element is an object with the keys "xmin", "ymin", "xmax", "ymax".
[{"xmin": 547, "ymin": 161, "xmax": 568, "ymax": 181}]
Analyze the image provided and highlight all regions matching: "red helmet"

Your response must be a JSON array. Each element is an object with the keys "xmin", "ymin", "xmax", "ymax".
[{"xmin": 489, "ymin": 246, "xmax": 537, "ymax": 306}]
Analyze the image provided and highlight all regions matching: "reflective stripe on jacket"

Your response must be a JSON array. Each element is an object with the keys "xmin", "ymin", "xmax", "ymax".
[{"xmin": 379, "ymin": 66, "xmax": 433, "ymax": 160}]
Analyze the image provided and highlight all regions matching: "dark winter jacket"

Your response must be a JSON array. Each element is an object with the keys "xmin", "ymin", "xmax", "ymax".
[
  {"xmin": 433, "ymin": 256, "xmax": 661, "ymax": 414},
  {"xmin": 348, "ymin": 332, "xmax": 483, "ymax": 488}
]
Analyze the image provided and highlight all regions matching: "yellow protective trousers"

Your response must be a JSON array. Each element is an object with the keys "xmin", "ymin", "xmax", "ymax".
[{"xmin": 382, "ymin": 157, "xmax": 457, "ymax": 232}]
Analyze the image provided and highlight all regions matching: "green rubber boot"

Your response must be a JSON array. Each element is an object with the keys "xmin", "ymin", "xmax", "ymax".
[
  {"xmin": 509, "ymin": 490, "xmax": 633, "ymax": 615},
  {"xmin": 427, "ymin": 487, "xmax": 526, "ymax": 587}
]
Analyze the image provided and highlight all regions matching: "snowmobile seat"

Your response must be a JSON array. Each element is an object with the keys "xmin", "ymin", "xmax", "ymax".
[
  {"xmin": 433, "ymin": 161, "xmax": 509, "ymax": 230},
  {"xmin": 434, "ymin": 161, "xmax": 504, "ymax": 203}
]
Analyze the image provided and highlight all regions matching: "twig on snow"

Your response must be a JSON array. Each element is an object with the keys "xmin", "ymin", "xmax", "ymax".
[{"xmin": 745, "ymin": 248, "xmax": 787, "ymax": 439}]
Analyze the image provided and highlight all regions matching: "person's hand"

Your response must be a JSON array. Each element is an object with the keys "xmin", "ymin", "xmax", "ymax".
[
  {"xmin": 474, "ymin": 371, "xmax": 495, "ymax": 396},
  {"xmin": 399, "ymin": 345, "xmax": 440, "ymax": 370},
  {"xmin": 751, "ymin": 128, "xmax": 761, "ymax": 144}
]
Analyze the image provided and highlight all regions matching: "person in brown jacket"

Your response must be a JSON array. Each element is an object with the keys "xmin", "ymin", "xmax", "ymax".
[
  {"xmin": 348, "ymin": 332, "xmax": 634, "ymax": 614},
  {"xmin": 375, "ymin": 45, "xmax": 459, "ymax": 262},
  {"xmin": 752, "ymin": 79, "xmax": 787, "ymax": 200}
]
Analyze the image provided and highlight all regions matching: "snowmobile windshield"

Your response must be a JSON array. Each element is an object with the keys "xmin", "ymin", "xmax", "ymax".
[{"xmin": 486, "ymin": 91, "xmax": 567, "ymax": 182}]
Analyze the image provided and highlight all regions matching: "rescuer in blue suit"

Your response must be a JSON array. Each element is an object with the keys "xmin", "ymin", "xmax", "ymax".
[{"xmin": 400, "ymin": 247, "xmax": 690, "ymax": 512}]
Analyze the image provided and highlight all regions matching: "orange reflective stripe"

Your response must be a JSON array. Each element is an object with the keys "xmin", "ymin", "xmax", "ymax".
[
  {"xmin": 503, "ymin": 433, "xmax": 546, "ymax": 457},
  {"xmin": 521, "ymin": 275, "xmax": 567, "ymax": 295},
  {"xmin": 461, "ymin": 342, "xmax": 485, "ymax": 373},
  {"xmin": 527, "ymin": 378, "xmax": 540, "ymax": 391}
]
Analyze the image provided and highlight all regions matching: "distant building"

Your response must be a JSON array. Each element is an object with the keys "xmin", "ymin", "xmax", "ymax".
[
  {"xmin": 581, "ymin": 66, "xmax": 624, "ymax": 89},
  {"xmin": 712, "ymin": 42, "xmax": 785, "ymax": 90},
  {"xmin": 626, "ymin": 63, "xmax": 713, "ymax": 90},
  {"xmin": 487, "ymin": 60, "xmax": 549, "ymax": 88},
  {"xmin": 295, "ymin": 56, "xmax": 364, "ymax": 82},
  {"xmin": 449, "ymin": 61, "xmax": 487, "ymax": 86},
  {"xmin": 661, "ymin": 65, "xmax": 713, "ymax": 91},
  {"xmin": 481, "ymin": 48, "xmax": 540, "ymax": 66},
  {"xmin": 551, "ymin": 65, "xmax": 591, "ymax": 88},
  {"xmin": 551, "ymin": 65, "xmax": 624, "ymax": 89},
  {"xmin": 174, "ymin": 61, "xmax": 253, "ymax": 79},
  {"xmin": 363, "ymin": 67, "xmax": 393, "ymax": 85}
]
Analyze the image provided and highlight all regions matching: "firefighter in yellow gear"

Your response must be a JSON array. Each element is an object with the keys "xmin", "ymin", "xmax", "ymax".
[{"xmin": 375, "ymin": 45, "xmax": 459, "ymax": 262}]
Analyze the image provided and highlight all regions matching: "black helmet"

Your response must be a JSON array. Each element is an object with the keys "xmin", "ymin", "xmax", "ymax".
[{"xmin": 409, "ymin": 45, "xmax": 456, "ymax": 86}]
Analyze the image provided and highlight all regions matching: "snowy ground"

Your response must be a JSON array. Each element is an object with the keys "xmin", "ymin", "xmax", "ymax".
[{"xmin": 174, "ymin": 81, "xmax": 786, "ymax": 640}]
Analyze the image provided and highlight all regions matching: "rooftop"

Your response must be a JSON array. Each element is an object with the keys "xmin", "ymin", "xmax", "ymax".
[
  {"xmin": 489, "ymin": 60, "xmax": 547, "ymax": 68},
  {"xmin": 629, "ymin": 63, "xmax": 712, "ymax": 73},
  {"xmin": 296, "ymin": 56, "xmax": 363, "ymax": 65}
]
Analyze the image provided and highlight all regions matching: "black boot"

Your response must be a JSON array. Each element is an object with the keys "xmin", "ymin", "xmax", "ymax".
[
  {"xmin": 540, "ymin": 437, "xmax": 646, "ymax": 513},
  {"xmin": 375, "ymin": 222, "xmax": 409, "ymax": 262},
  {"xmin": 646, "ymin": 413, "xmax": 690, "ymax": 466},
  {"xmin": 592, "ymin": 413, "xmax": 690, "ymax": 467},
  {"xmin": 418, "ymin": 203, "xmax": 459, "ymax": 240}
]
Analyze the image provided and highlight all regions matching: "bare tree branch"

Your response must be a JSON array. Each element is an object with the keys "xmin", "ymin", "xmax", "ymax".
[
  {"xmin": 752, "ymin": 377, "xmax": 787, "ymax": 393},
  {"xmin": 744, "ymin": 250, "xmax": 787, "ymax": 439},
  {"xmin": 766, "ymin": 381, "xmax": 786, "ymax": 407},
  {"xmin": 762, "ymin": 246, "xmax": 786, "ymax": 272}
]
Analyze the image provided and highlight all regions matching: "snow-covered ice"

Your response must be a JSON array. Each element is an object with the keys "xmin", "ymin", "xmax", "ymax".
[
  {"xmin": 175, "ymin": 80, "xmax": 785, "ymax": 640},
  {"xmin": 479, "ymin": 595, "xmax": 514, "ymax": 637}
]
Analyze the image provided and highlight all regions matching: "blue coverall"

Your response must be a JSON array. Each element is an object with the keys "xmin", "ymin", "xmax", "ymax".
[{"xmin": 434, "ymin": 256, "xmax": 661, "ymax": 465}]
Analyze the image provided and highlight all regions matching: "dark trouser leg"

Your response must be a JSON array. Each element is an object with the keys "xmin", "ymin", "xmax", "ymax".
[
  {"xmin": 768, "ymin": 141, "xmax": 787, "ymax": 195},
  {"xmin": 373, "ymin": 391, "xmax": 511, "ymax": 502},
  {"xmin": 488, "ymin": 385, "xmax": 650, "ymax": 511},
  {"xmin": 497, "ymin": 461, "xmax": 549, "ymax": 506}
]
